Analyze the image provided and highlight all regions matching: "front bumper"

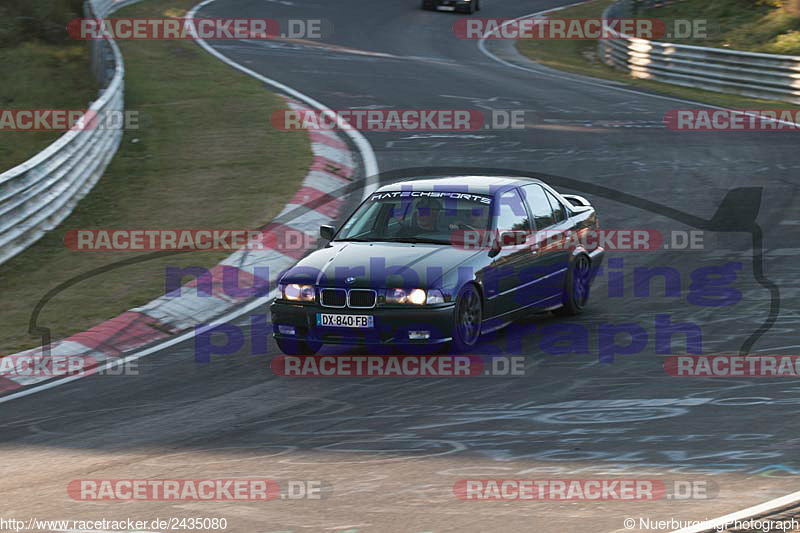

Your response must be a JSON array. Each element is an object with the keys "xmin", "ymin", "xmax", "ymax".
[
  {"xmin": 271, "ymin": 301, "xmax": 456, "ymax": 346},
  {"xmin": 425, "ymin": 0, "xmax": 472, "ymax": 9}
]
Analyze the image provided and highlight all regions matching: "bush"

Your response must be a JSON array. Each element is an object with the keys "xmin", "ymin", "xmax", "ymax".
[
  {"xmin": 0, "ymin": 0, "xmax": 85, "ymax": 47},
  {"xmin": 762, "ymin": 29, "xmax": 800, "ymax": 52}
]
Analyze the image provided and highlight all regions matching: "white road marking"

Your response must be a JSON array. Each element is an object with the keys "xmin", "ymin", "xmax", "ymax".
[
  {"xmin": 0, "ymin": 0, "xmax": 382, "ymax": 405},
  {"xmin": 477, "ymin": 2, "xmax": 800, "ymax": 127},
  {"xmin": 473, "ymin": 3, "xmax": 800, "ymax": 530},
  {"xmin": 0, "ymin": 289, "xmax": 278, "ymax": 405},
  {"xmin": 187, "ymin": 0, "xmax": 379, "ymax": 201}
]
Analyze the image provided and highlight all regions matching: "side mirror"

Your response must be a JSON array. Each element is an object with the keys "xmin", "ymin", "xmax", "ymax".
[{"xmin": 319, "ymin": 225, "xmax": 335, "ymax": 241}]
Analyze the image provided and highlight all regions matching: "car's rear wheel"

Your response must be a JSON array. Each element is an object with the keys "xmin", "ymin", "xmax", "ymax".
[
  {"xmin": 451, "ymin": 284, "xmax": 482, "ymax": 352},
  {"xmin": 276, "ymin": 337, "xmax": 322, "ymax": 356},
  {"xmin": 558, "ymin": 254, "xmax": 591, "ymax": 316}
]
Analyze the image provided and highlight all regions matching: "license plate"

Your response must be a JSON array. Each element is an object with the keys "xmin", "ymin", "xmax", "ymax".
[
  {"xmin": 436, "ymin": 5, "xmax": 456, "ymax": 10},
  {"xmin": 317, "ymin": 313, "xmax": 374, "ymax": 328}
]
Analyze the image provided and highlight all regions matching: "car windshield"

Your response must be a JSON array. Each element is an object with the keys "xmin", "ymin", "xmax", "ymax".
[{"xmin": 335, "ymin": 192, "xmax": 492, "ymax": 245}]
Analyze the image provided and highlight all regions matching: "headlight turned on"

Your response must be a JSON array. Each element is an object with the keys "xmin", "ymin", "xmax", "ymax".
[
  {"xmin": 281, "ymin": 283, "xmax": 315, "ymax": 302},
  {"xmin": 385, "ymin": 288, "xmax": 445, "ymax": 305}
]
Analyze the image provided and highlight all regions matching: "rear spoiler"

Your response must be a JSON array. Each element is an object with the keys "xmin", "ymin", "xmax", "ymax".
[{"xmin": 561, "ymin": 194, "xmax": 593, "ymax": 213}]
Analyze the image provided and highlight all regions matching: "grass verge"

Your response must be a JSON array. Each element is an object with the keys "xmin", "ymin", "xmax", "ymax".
[
  {"xmin": 0, "ymin": 0, "xmax": 312, "ymax": 353},
  {"xmin": 0, "ymin": 0, "xmax": 98, "ymax": 170},
  {"xmin": 514, "ymin": 0, "xmax": 800, "ymax": 110},
  {"xmin": 637, "ymin": 0, "xmax": 800, "ymax": 55}
]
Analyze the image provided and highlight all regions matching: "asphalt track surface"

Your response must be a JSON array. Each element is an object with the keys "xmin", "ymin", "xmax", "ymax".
[{"xmin": 2, "ymin": 1, "xmax": 800, "ymax": 531}]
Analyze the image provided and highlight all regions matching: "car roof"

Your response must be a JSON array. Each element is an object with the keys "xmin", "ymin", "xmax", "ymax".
[{"xmin": 375, "ymin": 175, "xmax": 543, "ymax": 195}]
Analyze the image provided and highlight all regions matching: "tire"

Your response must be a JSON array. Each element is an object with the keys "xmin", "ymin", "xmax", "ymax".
[
  {"xmin": 457, "ymin": 1, "xmax": 474, "ymax": 13},
  {"xmin": 450, "ymin": 284, "xmax": 483, "ymax": 352},
  {"xmin": 421, "ymin": 0, "xmax": 431, "ymax": 10},
  {"xmin": 476, "ymin": 0, "xmax": 481, "ymax": 11},
  {"xmin": 557, "ymin": 254, "xmax": 592, "ymax": 316},
  {"xmin": 276, "ymin": 337, "xmax": 322, "ymax": 356}
]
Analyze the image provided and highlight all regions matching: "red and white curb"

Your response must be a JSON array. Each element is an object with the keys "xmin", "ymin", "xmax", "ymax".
[
  {"xmin": 132, "ymin": 97, "xmax": 354, "ymax": 331},
  {"xmin": 0, "ymin": 97, "xmax": 356, "ymax": 393}
]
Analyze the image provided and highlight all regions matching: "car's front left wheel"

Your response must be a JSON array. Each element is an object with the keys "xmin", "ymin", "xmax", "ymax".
[
  {"xmin": 451, "ymin": 284, "xmax": 482, "ymax": 352},
  {"xmin": 276, "ymin": 337, "xmax": 322, "ymax": 356}
]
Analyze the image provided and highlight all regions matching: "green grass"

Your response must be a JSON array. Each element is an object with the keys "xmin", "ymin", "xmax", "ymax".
[
  {"xmin": 638, "ymin": 0, "xmax": 800, "ymax": 54},
  {"xmin": 514, "ymin": 0, "xmax": 800, "ymax": 109},
  {"xmin": 0, "ymin": 0, "xmax": 312, "ymax": 353},
  {"xmin": 0, "ymin": 0, "xmax": 85, "ymax": 47},
  {"xmin": 0, "ymin": 0, "xmax": 98, "ymax": 171}
]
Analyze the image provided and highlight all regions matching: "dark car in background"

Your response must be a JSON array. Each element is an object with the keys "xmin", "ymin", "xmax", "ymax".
[
  {"xmin": 422, "ymin": 0, "xmax": 480, "ymax": 13},
  {"xmin": 270, "ymin": 176, "xmax": 604, "ymax": 355}
]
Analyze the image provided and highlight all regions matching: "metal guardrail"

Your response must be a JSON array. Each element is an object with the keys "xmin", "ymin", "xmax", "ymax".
[
  {"xmin": 598, "ymin": 0, "xmax": 800, "ymax": 104},
  {"xmin": 0, "ymin": 0, "xmax": 140, "ymax": 266}
]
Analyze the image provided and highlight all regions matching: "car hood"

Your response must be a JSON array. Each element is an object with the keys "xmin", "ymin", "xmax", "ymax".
[{"xmin": 280, "ymin": 241, "xmax": 483, "ymax": 289}]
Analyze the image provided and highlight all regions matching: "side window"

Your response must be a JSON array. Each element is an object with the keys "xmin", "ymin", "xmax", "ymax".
[
  {"xmin": 522, "ymin": 185, "xmax": 556, "ymax": 229},
  {"xmin": 545, "ymin": 189, "xmax": 567, "ymax": 223},
  {"xmin": 494, "ymin": 189, "xmax": 531, "ymax": 232}
]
